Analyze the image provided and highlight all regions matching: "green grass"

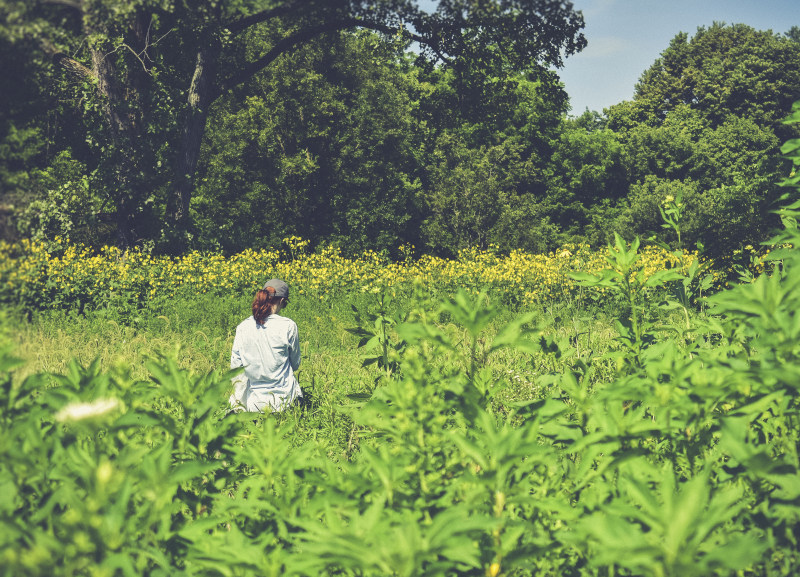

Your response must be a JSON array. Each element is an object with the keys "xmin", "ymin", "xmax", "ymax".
[
  {"xmin": 5, "ymin": 291, "xmax": 621, "ymax": 458},
  {"xmin": 8, "ymin": 290, "xmax": 620, "ymax": 390}
]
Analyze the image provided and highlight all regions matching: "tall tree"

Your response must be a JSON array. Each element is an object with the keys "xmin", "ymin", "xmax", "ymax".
[
  {"xmin": 607, "ymin": 23, "xmax": 800, "ymax": 133},
  {"xmin": 4, "ymin": 0, "xmax": 586, "ymax": 249},
  {"xmin": 194, "ymin": 30, "xmax": 423, "ymax": 253},
  {"xmin": 414, "ymin": 64, "xmax": 569, "ymax": 255},
  {"xmin": 544, "ymin": 111, "xmax": 627, "ymax": 241},
  {"xmin": 601, "ymin": 23, "xmax": 800, "ymax": 257}
]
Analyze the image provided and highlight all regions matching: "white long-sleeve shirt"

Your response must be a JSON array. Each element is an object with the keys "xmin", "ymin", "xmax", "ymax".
[{"xmin": 229, "ymin": 314, "xmax": 302, "ymax": 412}]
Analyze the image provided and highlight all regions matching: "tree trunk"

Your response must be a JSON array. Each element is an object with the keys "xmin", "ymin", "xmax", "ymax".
[
  {"xmin": 165, "ymin": 46, "xmax": 219, "ymax": 249},
  {"xmin": 88, "ymin": 34, "xmax": 142, "ymax": 248}
]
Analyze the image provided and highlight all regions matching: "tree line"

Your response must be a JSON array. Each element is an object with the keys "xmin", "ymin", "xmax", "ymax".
[{"xmin": 1, "ymin": 1, "xmax": 799, "ymax": 260}]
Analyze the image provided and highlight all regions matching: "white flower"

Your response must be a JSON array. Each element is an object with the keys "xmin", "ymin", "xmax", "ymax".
[{"xmin": 56, "ymin": 398, "xmax": 121, "ymax": 423}]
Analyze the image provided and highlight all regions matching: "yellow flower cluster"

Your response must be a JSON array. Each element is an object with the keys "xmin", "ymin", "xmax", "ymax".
[{"xmin": 0, "ymin": 237, "xmax": 699, "ymax": 311}]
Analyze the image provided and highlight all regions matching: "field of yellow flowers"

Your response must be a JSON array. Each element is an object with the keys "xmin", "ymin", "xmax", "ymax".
[{"xmin": 0, "ymin": 235, "xmax": 709, "ymax": 312}]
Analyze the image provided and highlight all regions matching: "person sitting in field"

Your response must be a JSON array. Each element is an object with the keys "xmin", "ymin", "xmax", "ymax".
[{"xmin": 229, "ymin": 278, "xmax": 302, "ymax": 413}]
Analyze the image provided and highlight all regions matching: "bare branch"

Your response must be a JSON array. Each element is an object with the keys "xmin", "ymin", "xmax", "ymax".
[
  {"xmin": 225, "ymin": 2, "xmax": 298, "ymax": 35},
  {"xmin": 135, "ymin": 16, "xmax": 176, "ymax": 61},
  {"xmin": 41, "ymin": 0, "xmax": 82, "ymax": 10},
  {"xmin": 102, "ymin": 21, "xmax": 174, "ymax": 75},
  {"xmin": 123, "ymin": 43, "xmax": 152, "ymax": 73},
  {"xmin": 142, "ymin": 15, "xmax": 154, "ymax": 61},
  {"xmin": 71, "ymin": 37, "xmax": 87, "ymax": 58},
  {"xmin": 150, "ymin": 28, "xmax": 175, "ymax": 48}
]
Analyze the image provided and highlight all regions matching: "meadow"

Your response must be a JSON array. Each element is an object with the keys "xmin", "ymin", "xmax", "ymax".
[{"xmin": 3, "ymin": 234, "xmax": 647, "ymax": 459}]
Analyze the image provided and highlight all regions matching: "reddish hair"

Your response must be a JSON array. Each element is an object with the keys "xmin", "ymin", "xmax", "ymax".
[{"xmin": 252, "ymin": 286, "xmax": 283, "ymax": 324}]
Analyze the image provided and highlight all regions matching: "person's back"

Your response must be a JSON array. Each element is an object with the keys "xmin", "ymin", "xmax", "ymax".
[{"xmin": 229, "ymin": 279, "xmax": 302, "ymax": 412}]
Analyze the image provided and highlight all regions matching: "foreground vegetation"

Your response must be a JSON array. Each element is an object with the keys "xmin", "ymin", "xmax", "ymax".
[{"xmin": 3, "ymin": 97, "xmax": 800, "ymax": 577}]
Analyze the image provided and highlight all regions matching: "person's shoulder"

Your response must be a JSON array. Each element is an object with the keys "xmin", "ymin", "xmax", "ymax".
[
  {"xmin": 236, "ymin": 316, "xmax": 256, "ymax": 330},
  {"xmin": 273, "ymin": 314, "xmax": 298, "ymax": 328}
]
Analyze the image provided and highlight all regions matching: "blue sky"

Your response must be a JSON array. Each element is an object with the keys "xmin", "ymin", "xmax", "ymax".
[{"xmin": 560, "ymin": 0, "xmax": 797, "ymax": 114}]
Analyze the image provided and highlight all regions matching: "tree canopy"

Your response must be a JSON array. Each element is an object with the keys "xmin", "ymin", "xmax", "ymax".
[
  {"xmin": 596, "ymin": 24, "xmax": 800, "ymax": 256},
  {"xmin": 2, "ymin": 11, "xmax": 799, "ymax": 261},
  {"xmin": 1, "ymin": 0, "xmax": 586, "ymax": 249},
  {"xmin": 607, "ymin": 22, "xmax": 800, "ymax": 133}
]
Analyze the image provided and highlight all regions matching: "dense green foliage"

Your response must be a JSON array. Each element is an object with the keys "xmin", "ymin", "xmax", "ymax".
[
  {"xmin": 2, "ymin": 1, "xmax": 799, "ymax": 258},
  {"xmin": 603, "ymin": 23, "xmax": 800, "ymax": 257},
  {"xmin": 0, "ymin": 0, "xmax": 586, "ymax": 250},
  {"xmin": 194, "ymin": 32, "xmax": 424, "ymax": 252}
]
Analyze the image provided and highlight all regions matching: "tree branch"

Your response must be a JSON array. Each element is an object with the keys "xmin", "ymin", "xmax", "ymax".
[
  {"xmin": 41, "ymin": 38, "xmax": 95, "ymax": 82},
  {"xmin": 105, "ymin": 42, "xmax": 151, "ymax": 74},
  {"xmin": 219, "ymin": 17, "xmax": 430, "ymax": 95},
  {"xmin": 103, "ymin": 19, "xmax": 174, "ymax": 75},
  {"xmin": 225, "ymin": 2, "xmax": 298, "ymax": 36},
  {"xmin": 41, "ymin": 0, "xmax": 82, "ymax": 11}
]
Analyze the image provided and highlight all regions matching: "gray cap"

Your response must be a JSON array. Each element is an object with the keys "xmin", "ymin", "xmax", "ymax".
[{"xmin": 262, "ymin": 278, "xmax": 290, "ymax": 301}]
